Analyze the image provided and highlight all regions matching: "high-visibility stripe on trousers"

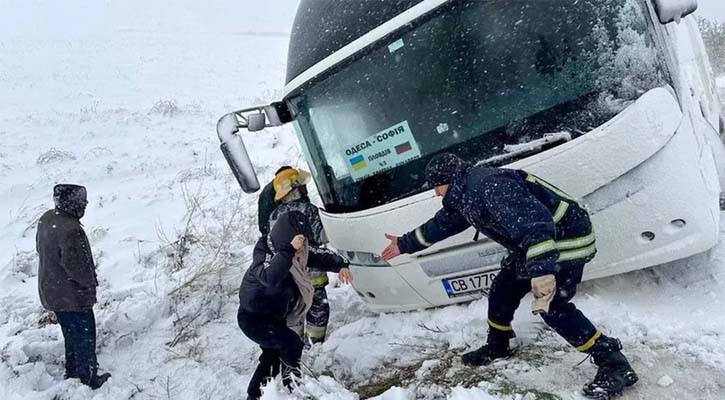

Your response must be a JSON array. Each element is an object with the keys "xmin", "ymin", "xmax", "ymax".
[
  {"xmin": 488, "ymin": 259, "xmax": 600, "ymax": 352},
  {"xmin": 305, "ymin": 287, "xmax": 329, "ymax": 344},
  {"xmin": 308, "ymin": 269, "xmax": 329, "ymax": 287}
]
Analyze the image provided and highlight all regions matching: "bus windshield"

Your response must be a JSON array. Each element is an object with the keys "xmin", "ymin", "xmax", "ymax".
[{"xmin": 288, "ymin": 0, "xmax": 670, "ymax": 213}]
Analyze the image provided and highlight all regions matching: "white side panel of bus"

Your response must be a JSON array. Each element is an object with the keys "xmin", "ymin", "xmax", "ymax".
[{"xmin": 666, "ymin": 15, "xmax": 725, "ymax": 194}]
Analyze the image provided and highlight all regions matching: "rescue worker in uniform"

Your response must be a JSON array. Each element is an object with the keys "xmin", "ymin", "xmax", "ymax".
[
  {"xmin": 258, "ymin": 166, "xmax": 293, "ymax": 236},
  {"xmin": 381, "ymin": 154, "xmax": 638, "ymax": 400},
  {"xmin": 238, "ymin": 210, "xmax": 349, "ymax": 400},
  {"xmin": 263, "ymin": 167, "xmax": 353, "ymax": 344}
]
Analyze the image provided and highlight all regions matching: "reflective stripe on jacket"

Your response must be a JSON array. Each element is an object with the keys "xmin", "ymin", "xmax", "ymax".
[{"xmin": 398, "ymin": 166, "xmax": 594, "ymax": 277}]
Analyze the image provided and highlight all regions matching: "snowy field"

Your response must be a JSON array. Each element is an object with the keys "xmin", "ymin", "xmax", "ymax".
[{"xmin": 2, "ymin": 2, "xmax": 725, "ymax": 400}]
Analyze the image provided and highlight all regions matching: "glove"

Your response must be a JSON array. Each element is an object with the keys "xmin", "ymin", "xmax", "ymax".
[{"xmin": 531, "ymin": 274, "xmax": 556, "ymax": 316}]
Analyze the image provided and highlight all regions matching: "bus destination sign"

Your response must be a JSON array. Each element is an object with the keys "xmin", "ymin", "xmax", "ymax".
[{"xmin": 343, "ymin": 121, "xmax": 422, "ymax": 182}]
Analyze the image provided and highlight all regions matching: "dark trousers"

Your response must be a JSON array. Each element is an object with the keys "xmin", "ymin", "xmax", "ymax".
[
  {"xmin": 238, "ymin": 308, "xmax": 304, "ymax": 399},
  {"xmin": 55, "ymin": 310, "xmax": 98, "ymax": 383},
  {"xmin": 487, "ymin": 261, "xmax": 599, "ymax": 350},
  {"xmin": 305, "ymin": 287, "xmax": 329, "ymax": 343}
]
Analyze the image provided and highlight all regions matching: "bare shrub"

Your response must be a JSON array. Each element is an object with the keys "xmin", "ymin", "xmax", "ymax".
[
  {"xmin": 36, "ymin": 148, "xmax": 77, "ymax": 164},
  {"xmin": 149, "ymin": 100, "xmax": 181, "ymax": 117},
  {"xmin": 698, "ymin": 16, "xmax": 725, "ymax": 76},
  {"xmin": 89, "ymin": 226, "xmax": 109, "ymax": 242},
  {"xmin": 37, "ymin": 310, "xmax": 57, "ymax": 327},
  {"xmin": 0, "ymin": 163, "xmax": 10, "ymax": 176},
  {"xmin": 157, "ymin": 183, "xmax": 257, "ymax": 348},
  {"xmin": 20, "ymin": 210, "xmax": 44, "ymax": 238},
  {"xmin": 84, "ymin": 147, "xmax": 113, "ymax": 159},
  {"xmin": 175, "ymin": 167, "xmax": 219, "ymax": 184},
  {"xmin": 10, "ymin": 249, "xmax": 38, "ymax": 278}
]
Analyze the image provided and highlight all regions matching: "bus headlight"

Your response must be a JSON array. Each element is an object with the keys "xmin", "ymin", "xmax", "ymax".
[{"xmin": 342, "ymin": 250, "xmax": 391, "ymax": 267}]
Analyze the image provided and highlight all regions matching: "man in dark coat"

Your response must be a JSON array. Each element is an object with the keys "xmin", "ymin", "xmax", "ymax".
[
  {"xmin": 36, "ymin": 184, "xmax": 111, "ymax": 389},
  {"xmin": 239, "ymin": 210, "xmax": 349, "ymax": 400},
  {"xmin": 381, "ymin": 154, "xmax": 637, "ymax": 400}
]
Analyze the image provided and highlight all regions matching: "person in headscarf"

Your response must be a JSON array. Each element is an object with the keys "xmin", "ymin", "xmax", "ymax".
[
  {"xmin": 238, "ymin": 210, "xmax": 349, "ymax": 400},
  {"xmin": 264, "ymin": 167, "xmax": 353, "ymax": 344}
]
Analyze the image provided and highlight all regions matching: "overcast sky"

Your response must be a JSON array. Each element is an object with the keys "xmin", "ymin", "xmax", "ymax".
[
  {"xmin": 2, "ymin": 0, "xmax": 722, "ymax": 38},
  {"xmin": 699, "ymin": 0, "xmax": 725, "ymax": 22}
]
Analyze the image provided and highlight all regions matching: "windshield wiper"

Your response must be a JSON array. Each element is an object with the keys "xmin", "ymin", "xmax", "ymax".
[{"xmin": 478, "ymin": 131, "xmax": 572, "ymax": 167}]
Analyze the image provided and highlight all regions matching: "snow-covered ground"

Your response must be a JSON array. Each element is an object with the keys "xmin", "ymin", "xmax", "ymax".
[{"xmin": 2, "ymin": 2, "xmax": 725, "ymax": 400}]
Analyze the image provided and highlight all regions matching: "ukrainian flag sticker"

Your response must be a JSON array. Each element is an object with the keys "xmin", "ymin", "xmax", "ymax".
[{"xmin": 350, "ymin": 155, "xmax": 367, "ymax": 171}]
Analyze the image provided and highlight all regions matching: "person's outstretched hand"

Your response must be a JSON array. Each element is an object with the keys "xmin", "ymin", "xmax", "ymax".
[
  {"xmin": 381, "ymin": 233, "xmax": 401, "ymax": 261},
  {"xmin": 338, "ymin": 267, "xmax": 353, "ymax": 284}
]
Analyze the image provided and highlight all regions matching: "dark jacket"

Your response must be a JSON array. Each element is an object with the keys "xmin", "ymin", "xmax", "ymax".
[
  {"xmin": 239, "ymin": 211, "xmax": 348, "ymax": 318},
  {"xmin": 257, "ymin": 181, "xmax": 278, "ymax": 236},
  {"xmin": 36, "ymin": 209, "xmax": 98, "ymax": 311},
  {"xmin": 269, "ymin": 199, "xmax": 326, "ymax": 246},
  {"xmin": 398, "ymin": 165, "xmax": 595, "ymax": 277}
]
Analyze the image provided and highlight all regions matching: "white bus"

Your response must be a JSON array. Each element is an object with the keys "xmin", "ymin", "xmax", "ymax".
[{"xmin": 217, "ymin": 0, "xmax": 725, "ymax": 312}]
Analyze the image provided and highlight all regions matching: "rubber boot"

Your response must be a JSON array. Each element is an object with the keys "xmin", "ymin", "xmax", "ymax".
[
  {"xmin": 461, "ymin": 328, "xmax": 513, "ymax": 366},
  {"xmin": 582, "ymin": 336, "xmax": 638, "ymax": 399}
]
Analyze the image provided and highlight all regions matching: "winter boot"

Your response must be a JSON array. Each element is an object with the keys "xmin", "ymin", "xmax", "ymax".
[
  {"xmin": 281, "ymin": 361, "xmax": 302, "ymax": 392},
  {"xmin": 461, "ymin": 329, "xmax": 513, "ymax": 367},
  {"xmin": 582, "ymin": 336, "xmax": 638, "ymax": 399},
  {"xmin": 88, "ymin": 372, "xmax": 111, "ymax": 390}
]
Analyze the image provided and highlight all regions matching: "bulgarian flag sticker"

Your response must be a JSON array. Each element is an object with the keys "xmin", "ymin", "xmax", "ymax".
[{"xmin": 395, "ymin": 141, "xmax": 412, "ymax": 154}]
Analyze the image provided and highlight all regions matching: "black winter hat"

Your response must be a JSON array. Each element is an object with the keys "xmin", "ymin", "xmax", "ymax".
[
  {"xmin": 53, "ymin": 184, "xmax": 88, "ymax": 219},
  {"xmin": 425, "ymin": 153, "xmax": 469, "ymax": 186}
]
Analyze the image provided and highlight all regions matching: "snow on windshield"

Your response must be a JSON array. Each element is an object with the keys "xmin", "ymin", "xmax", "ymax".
[{"xmin": 291, "ymin": 0, "xmax": 671, "ymax": 211}]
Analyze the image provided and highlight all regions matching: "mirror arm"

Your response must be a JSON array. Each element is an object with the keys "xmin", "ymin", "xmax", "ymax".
[
  {"xmin": 216, "ymin": 113, "xmax": 261, "ymax": 193},
  {"xmin": 224, "ymin": 102, "xmax": 291, "ymax": 131},
  {"xmin": 270, "ymin": 101, "xmax": 294, "ymax": 124}
]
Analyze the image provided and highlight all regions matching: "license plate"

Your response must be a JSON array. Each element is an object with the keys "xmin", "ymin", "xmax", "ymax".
[{"xmin": 442, "ymin": 270, "xmax": 499, "ymax": 298}]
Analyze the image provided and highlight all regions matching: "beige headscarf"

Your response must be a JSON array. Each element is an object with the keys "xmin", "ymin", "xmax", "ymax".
[{"xmin": 286, "ymin": 241, "xmax": 314, "ymax": 334}]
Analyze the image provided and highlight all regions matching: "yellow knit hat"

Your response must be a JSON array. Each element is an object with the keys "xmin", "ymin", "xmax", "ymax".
[{"xmin": 273, "ymin": 168, "xmax": 311, "ymax": 201}]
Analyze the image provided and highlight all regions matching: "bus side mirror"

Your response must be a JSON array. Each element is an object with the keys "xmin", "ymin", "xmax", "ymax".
[
  {"xmin": 653, "ymin": 0, "xmax": 697, "ymax": 24},
  {"xmin": 217, "ymin": 113, "xmax": 261, "ymax": 193},
  {"xmin": 248, "ymin": 113, "xmax": 266, "ymax": 132},
  {"xmin": 215, "ymin": 102, "xmax": 294, "ymax": 193}
]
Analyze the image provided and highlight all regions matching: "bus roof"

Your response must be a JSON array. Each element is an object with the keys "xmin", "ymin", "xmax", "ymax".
[{"xmin": 286, "ymin": 0, "xmax": 427, "ymax": 85}]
